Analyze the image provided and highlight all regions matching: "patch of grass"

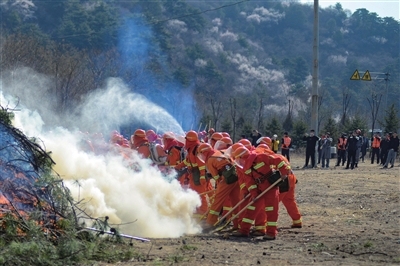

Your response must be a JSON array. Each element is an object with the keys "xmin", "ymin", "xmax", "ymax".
[
  {"xmin": 363, "ymin": 241, "xmax": 373, "ymax": 248},
  {"xmin": 311, "ymin": 243, "xmax": 327, "ymax": 251},
  {"xmin": 181, "ymin": 244, "xmax": 198, "ymax": 251},
  {"xmin": 168, "ymin": 254, "xmax": 185, "ymax": 263}
]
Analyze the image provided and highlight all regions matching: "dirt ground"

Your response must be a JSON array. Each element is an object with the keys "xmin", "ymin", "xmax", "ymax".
[{"xmin": 98, "ymin": 154, "xmax": 400, "ymax": 266}]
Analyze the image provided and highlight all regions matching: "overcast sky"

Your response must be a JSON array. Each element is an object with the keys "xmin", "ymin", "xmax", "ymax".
[{"xmin": 300, "ymin": 0, "xmax": 399, "ymax": 21}]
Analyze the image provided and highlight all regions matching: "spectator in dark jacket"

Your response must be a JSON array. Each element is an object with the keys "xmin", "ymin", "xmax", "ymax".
[
  {"xmin": 382, "ymin": 132, "xmax": 399, "ymax": 168},
  {"xmin": 380, "ymin": 133, "xmax": 390, "ymax": 166},
  {"xmin": 251, "ymin": 130, "xmax": 262, "ymax": 146},
  {"xmin": 302, "ymin": 129, "xmax": 320, "ymax": 169},
  {"xmin": 345, "ymin": 130, "xmax": 359, "ymax": 169},
  {"xmin": 360, "ymin": 132, "xmax": 369, "ymax": 163}
]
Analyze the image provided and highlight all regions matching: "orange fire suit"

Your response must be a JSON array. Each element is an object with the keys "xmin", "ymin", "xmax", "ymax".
[
  {"xmin": 175, "ymin": 143, "xmax": 211, "ymax": 215},
  {"xmin": 205, "ymin": 151, "xmax": 240, "ymax": 228},
  {"xmin": 237, "ymin": 165, "xmax": 267, "ymax": 234},
  {"xmin": 132, "ymin": 136, "xmax": 151, "ymax": 159},
  {"xmin": 238, "ymin": 152, "xmax": 291, "ymax": 237},
  {"xmin": 255, "ymin": 145, "xmax": 302, "ymax": 227}
]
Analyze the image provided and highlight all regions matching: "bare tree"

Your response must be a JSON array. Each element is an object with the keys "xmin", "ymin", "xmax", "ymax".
[
  {"xmin": 366, "ymin": 92, "xmax": 383, "ymax": 138},
  {"xmin": 341, "ymin": 87, "xmax": 352, "ymax": 126}
]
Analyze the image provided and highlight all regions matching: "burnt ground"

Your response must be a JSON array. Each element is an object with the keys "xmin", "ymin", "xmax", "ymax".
[{"xmin": 96, "ymin": 154, "xmax": 400, "ymax": 266}]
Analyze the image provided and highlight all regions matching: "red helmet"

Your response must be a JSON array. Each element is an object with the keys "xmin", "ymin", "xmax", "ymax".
[
  {"xmin": 134, "ymin": 129, "xmax": 146, "ymax": 138},
  {"xmin": 258, "ymin": 137, "xmax": 272, "ymax": 147},
  {"xmin": 232, "ymin": 146, "xmax": 250, "ymax": 159},
  {"xmin": 211, "ymin": 132, "xmax": 223, "ymax": 141},
  {"xmin": 214, "ymin": 137, "xmax": 233, "ymax": 151},
  {"xmin": 220, "ymin": 137, "xmax": 233, "ymax": 146},
  {"xmin": 221, "ymin": 132, "xmax": 230, "ymax": 138},
  {"xmin": 197, "ymin": 143, "xmax": 212, "ymax": 162},
  {"xmin": 146, "ymin": 130, "xmax": 158, "ymax": 142},
  {"xmin": 231, "ymin": 143, "xmax": 244, "ymax": 153},
  {"xmin": 198, "ymin": 143, "xmax": 212, "ymax": 154},
  {"xmin": 238, "ymin": 139, "xmax": 252, "ymax": 149},
  {"xmin": 163, "ymin": 132, "xmax": 175, "ymax": 140},
  {"xmin": 257, "ymin": 143, "xmax": 270, "ymax": 150},
  {"xmin": 185, "ymin": 130, "xmax": 198, "ymax": 141}
]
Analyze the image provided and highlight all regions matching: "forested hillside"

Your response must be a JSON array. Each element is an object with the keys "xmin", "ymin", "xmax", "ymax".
[{"xmin": 1, "ymin": 0, "xmax": 399, "ymax": 142}]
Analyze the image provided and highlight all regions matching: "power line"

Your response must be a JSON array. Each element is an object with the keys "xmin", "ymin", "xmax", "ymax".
[
  {"xmin": 55, "ymin": 0, "xmax": 251, "ymax": 39},
  {"xmin": 150, "ymin": 0, "xmax": 251, "ymax": 25}
]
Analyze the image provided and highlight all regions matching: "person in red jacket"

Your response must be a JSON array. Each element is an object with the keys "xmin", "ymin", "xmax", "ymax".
[
  {"xmin": 130, "ymin": 129, "xmax": 151, "ymax": 159},
  {"xmin": 231, "ymin": 146, "xmax": 290, "ymax": 240},
  {"xmin": 197, "ymin": 143, "xmax": 240, "ymax": 231},
  {"xmin": 255, "ymin": 138, "xmax": 302, "ymax": 229},
  {"xmin": 175, "ymin": 131, "xmax": 211, "ymax": 217}
]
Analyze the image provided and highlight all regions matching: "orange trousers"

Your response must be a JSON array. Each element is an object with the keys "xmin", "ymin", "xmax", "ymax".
[
  {"xmin": 188, "ymin": 175, "xmax": 211, "ymax": 215},
  {"xmin": 239, "ymin": 183, "xmax": 279, "ymax": 237},
  {"xmin": 206, "ymin": 180, "xmax": 240, "ymax": 227},
  {"xmin": 279, "ymin": 174, "xmax": 302, "ymax": 226},
  {"xmin": 238, "ymin": 189, "xmax": 266, "ymax": 233}
]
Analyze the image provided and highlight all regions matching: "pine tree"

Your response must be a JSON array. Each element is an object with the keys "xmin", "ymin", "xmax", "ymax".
[
  {"xmin": 382, "ymin": 104, "xmax": 399, "ymax": 133},
  {"xmin": 265, "ymin": 117, "xmax": 282, "ymax": 137}
]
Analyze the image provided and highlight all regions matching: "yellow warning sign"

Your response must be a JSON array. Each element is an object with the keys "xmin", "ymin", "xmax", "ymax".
[
  {"xmin": 350, "ymin": 69, "xmax": 360, "ymax": 80},
  {"xmin": 362, "ymin": 70, "xmax": 372, "ymax": 81}
]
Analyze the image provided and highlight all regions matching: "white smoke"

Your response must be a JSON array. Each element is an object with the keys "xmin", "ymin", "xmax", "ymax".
[
  {"xmin": 1, "ymin": 72, "xmax": 202, "ymax": 238},
  {"xmin": 76, "ymin": 78, "xmax": 185, "ymax": 135},
  {"xmin": 328, "ymin": 55, "xmax": 347, "ymax": 65}
]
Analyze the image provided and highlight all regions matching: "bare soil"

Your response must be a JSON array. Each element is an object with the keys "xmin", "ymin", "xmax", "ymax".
[{"xmin": 97, "ymin": 154, "xmax": 400, "ymax": 266}]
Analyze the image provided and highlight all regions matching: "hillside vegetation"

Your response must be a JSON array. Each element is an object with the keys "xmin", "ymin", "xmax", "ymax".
[{"xmin": 1, "ymin": 0, "xmax": 399, "ymax": 141}]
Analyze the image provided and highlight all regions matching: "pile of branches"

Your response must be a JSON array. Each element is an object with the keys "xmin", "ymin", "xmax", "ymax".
[{"xmin": 0, "ymin": 105, "xmax": 77, "ymax": 235}]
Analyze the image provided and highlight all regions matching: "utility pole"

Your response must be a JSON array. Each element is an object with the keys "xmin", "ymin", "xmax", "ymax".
[
  {"xmin": 384, "ymin": 72, "xmax": 390, "ymax": 110},
  {"xmin": 311, "ymin": 0, "xmax": 319, "ymax": 134}
]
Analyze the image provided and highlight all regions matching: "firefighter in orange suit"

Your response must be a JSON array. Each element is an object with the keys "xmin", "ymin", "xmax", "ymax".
[
  {"xmin": 197, "ymin": 143, "xmax": 240, "ymax": 231},
  {"xmin": 131, "ymin": 129, "xmax": 151, "ymax": 159},
  {"xmin": 175, "ymin": 131, "xmax": 211, "ymax": 217},
  {"xmin": 281, "ymin": 132, "xmax": 292, "ymax": 161},
  {"xmin": 163, "ymin": 132, "xmax": 187, "ymax": 186},
  {"xmin": 232, "ymin": 146, "xmax": 291, "ymax": 240},
  {"xmin": 257, "ymin": 137, "xmax": 302, "ymax": 228},
  {"xmin": 228, "ymin": 143, "xmax": 268, "ymax": 236}
]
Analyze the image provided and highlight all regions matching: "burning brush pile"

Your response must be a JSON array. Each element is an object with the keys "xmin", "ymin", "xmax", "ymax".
[{"xmin": 0, "ymin": 111, "xmax": 76, "ymax": 236}]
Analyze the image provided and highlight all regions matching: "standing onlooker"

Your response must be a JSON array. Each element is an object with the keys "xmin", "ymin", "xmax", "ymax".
[
  {"xmin": 345, "ymin": 130, "xmax": 359, "ymax": 170},
  {"xmin": 302, "ymin": 129, "xmax": 320, "ymax": 169},
  {"xmin": 355, "ymin": 129, "xmax": 363, "ymax": 168},
  {"xmin": 382, "ymin": 132, "xmax": 399, "ymax": 168},
  {"xmin": 380, "ymin": 133, "xmax": 390, "ymax": 166},
  {"xmin": 370, "ymin": 132, "xmax": 381, "ymax": 164},
  {"xmin": 360, "ymin": 132, "xmax": 369, "ymax": 163},
  {"xmin": 336, "ymin": 133, "xmax": 347, "ymax": 166},
  {"xmin": 317, "ymin": 134, "xmax": 324, "ymax": 165},
  {"xmin": 271, "ymin": 134, "xmax": 279, "ymax": 153},
  {"xmin": 251, "ymin": 130, "xmax": 262, "ymax": 147},
  {"xmin": 281, "ymin": 132, "xmax": 292, "ymax": 161},
  {"xmin": 320, "ymin": 132, "xmax": 332, "ymax": 169}
]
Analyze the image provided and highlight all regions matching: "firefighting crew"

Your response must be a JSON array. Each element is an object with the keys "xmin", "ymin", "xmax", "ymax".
[
  {"xmin": 231, "ymin": 145, "xmax": 291, "ymax": 240},
  {"xmin": 174, "ymin": 130, "xmax": 212, "ymax": 217},
  {"xmin": 197, "ymin": 143, "xmax": 241, "ymax": 231},
  {"xmin": 107, "ymin": 128, "xmax": 304, "ymax": 240}
]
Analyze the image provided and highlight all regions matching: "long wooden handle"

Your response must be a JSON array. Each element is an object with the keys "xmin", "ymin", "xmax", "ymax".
[
  {"xmin": 213, "ymin": 177, "xmax": 283, "ymax": 232},
  {"xmin": 213, "ymin": 193, "xmax": 251, "ymax": 227}
]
